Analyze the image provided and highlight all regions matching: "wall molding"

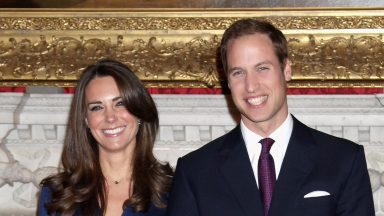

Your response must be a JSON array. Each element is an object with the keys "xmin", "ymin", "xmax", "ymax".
[{"xmin": 0, "ymin": 8, "xmax": 383, "ymax": 88}]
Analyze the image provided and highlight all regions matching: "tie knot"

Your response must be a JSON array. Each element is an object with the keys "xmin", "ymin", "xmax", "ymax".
[{"xmin": 259, "ymin": 138, "xmax": 275, "ymax": 153}]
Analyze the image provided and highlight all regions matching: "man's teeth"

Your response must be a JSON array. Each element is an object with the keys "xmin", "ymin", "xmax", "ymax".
[
  {"xmin": 248, "ymin": 96, "xmax": 267, "ymax": 105},
  {"xmin": 103, "ymin": 126, "xmax": 125, "ymax": 135}
]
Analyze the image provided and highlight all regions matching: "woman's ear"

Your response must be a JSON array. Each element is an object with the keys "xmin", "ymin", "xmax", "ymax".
[{"xmin": 85, "ymin": 118, "xmax": 89, "ymax": 127}]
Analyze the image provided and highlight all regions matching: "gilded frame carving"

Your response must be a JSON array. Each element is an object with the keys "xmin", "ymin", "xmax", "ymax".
[{"xmin": 0, "ymin": 8, "xmax": 383, "ymax": 88}]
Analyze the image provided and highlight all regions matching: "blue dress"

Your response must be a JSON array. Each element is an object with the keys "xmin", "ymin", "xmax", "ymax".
[{"xmin": 38, "ymin": 186, "xmax": 167, "ymax": 216}]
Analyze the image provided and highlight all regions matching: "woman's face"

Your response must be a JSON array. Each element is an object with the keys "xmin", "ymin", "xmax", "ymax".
[{"xmin": 84, "ymin": 76, "xmax": 139, "ymax": 153}]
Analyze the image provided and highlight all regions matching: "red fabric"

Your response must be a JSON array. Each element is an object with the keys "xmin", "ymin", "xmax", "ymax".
[
  {"xmin": 147, "ymin": 87, "xmax": 384, "ymax": 95},
  {"xmin": 64, "ymin": 87, "xmax": 225, "ymax": 94},
  {"xmin": 64, "ymin": 88, "xmax": 76, "ymax": 94},
  {"xmin": 147, "ymin": 88, "xmax": 225, "ymax": 94},
  {"xmin": 57, "ymin": 87, "xmax": 384, "ymax": 95},
  {"xmin": 287, "ymin": 88, "xmax": 384, "ymax": 95},
  {"xmin": 1, "ymin": 87, "xmax": 383, "ymax": 95},
  {"xmin": 0, "ymin": 87, "xmax": 26, "ymax": 92}
]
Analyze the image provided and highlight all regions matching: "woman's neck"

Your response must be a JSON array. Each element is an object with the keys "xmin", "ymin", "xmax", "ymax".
[{"xmin": 99, "ymin": 151, "xmax": 134, "ymax": 185}]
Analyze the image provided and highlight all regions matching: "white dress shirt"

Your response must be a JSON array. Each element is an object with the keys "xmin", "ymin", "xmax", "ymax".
[{"xmin": 241, "ymin": 114, "xmax": 293, "ymax": 187}]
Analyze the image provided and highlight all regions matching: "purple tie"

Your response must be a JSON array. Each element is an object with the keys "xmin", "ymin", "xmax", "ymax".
[{"xmin": 258, "ymin": 138, "xmax": 276, "ymax": 216}]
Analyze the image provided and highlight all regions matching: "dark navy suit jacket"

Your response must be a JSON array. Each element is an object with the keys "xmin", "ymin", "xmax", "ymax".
[
  {"xmin": 166, "ymin": 115, "xmax": 374, "ymax": 216},
  {"xmin": 38, "ymin": 186, "xmax": 166, "ymax": 216}
]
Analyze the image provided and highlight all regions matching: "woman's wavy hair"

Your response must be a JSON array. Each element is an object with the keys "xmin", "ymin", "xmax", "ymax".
[
  {"xmin": 40, "ymin": 59, "xmax": 173, "ymax": 215},
  {"xmin": 220, "ymin": 18, "xmax": 289, "ymax": 76}
]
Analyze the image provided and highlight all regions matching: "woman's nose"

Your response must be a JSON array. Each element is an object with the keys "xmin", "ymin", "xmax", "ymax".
[{"xmin": 105, "ymin": 108, "xmax": 117, "ymax": 122}]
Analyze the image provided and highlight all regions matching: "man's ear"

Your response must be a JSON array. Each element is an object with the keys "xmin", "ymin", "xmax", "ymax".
[{"xmin": 284, "ymin": 59, "xmax": 292, "ymax": 81}]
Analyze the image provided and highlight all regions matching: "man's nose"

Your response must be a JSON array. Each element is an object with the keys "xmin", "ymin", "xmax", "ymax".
[{"xmin": 245, "ymin": 73, "xmax": 259, "ymax": 93}]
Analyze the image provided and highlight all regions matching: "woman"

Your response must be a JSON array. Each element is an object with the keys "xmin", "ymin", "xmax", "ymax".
[{"xmin": 38, "ymin": 59, "xmax": 173, "ymax": 216}]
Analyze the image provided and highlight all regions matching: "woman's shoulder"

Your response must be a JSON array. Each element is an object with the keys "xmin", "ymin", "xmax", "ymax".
[
  {"xmin": 37, "ymin": 185, "xmax": 53, "ymax": 216},
  {"xmin": 40, "ymin": 184, "xmax": 53, "ymax": 196}
]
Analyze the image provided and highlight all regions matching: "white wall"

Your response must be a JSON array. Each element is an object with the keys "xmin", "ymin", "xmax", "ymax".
[{"xmin": 0, "ymin": 93, "xmax": 383, "ymax": 215}]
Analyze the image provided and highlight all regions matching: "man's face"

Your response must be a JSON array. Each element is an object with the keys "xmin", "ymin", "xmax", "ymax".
[{"xmin": 226, "ymin": 33, "xmax": 291, "ymax": 135}]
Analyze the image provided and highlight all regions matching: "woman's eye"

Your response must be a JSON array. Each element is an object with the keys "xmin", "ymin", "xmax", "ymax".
[
  {"xmin": 116, "ymin": 100, "xmax": 125, "ymax": 107},
  {"xmin": 89, "ymin": 105, "xmax": 102, "ymax": 112}
]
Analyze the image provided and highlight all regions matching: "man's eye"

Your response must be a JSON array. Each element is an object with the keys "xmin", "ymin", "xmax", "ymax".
[
  {"xmin": 231, "ymin": 70, "xmax": 243, "ymax": 77},
  {"xmin": 258, "ymin": 66, "xmax": 269, "ymax": 71}
]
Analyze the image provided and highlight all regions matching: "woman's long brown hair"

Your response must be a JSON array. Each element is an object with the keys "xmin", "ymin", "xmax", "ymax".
[{"xmin": 40, "ymin": 59, "xmax": 173, "ymax": 215}]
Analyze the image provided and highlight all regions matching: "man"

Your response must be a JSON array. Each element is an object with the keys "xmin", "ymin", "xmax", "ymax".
[{"xmin": 166, "ymin": 19, "xmax": 374, "ymax": 216}]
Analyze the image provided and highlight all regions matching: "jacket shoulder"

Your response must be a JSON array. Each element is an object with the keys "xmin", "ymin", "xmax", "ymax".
[{"xmin": 293, "ymin": 116, "xmax": 361, "ymax": 151}]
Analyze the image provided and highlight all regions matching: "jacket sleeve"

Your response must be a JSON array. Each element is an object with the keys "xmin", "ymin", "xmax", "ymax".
[
  {"xmin": 166, "ymin": 158, "xmax": 199, "ymax": 216},
  {"xmin": 336, "ymin": 145, "xmax": 375, "ymax": 216}
]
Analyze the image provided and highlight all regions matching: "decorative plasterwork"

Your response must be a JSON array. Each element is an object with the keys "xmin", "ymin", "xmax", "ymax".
[
  {"xmin": 0, "ymin": 93, "xmax": 384, "ymax": 214},
  {"xmin": 0, "ymin": 9, "xmax": 383, "ymax": 88}
]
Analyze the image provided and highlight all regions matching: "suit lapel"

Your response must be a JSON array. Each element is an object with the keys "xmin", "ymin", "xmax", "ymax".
[
  {"xmin": 218, "ymin": 125, "xmax": 264, "ymax": 216},
  {"xmin": 269, "ymin": 116, "xmax": 318, "ymax": 216}
]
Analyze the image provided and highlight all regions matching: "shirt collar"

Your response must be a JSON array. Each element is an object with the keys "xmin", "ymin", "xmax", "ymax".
[
  {"xmin": 241, "ymin": 114, "xmax": 293, "ymax": 147},
  {"xmin": 241, "ymin": 114, "xmax": 293, "ymax": 177}
]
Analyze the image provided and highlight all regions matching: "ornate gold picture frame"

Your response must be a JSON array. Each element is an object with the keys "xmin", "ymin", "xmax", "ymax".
[{"xmin": 0, "ymin": 8, "xmax": 383, "ymax": 88}]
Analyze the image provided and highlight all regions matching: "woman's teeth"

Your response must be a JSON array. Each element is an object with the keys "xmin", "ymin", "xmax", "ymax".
[{"xmin": 103, "ymin": 126, "xmax": 125, "ymax": 135}]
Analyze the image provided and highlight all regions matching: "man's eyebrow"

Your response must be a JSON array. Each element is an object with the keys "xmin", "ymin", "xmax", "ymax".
[{"xmin": 112, "ymin": 96, "xmax": 122, "ymax": 102}]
